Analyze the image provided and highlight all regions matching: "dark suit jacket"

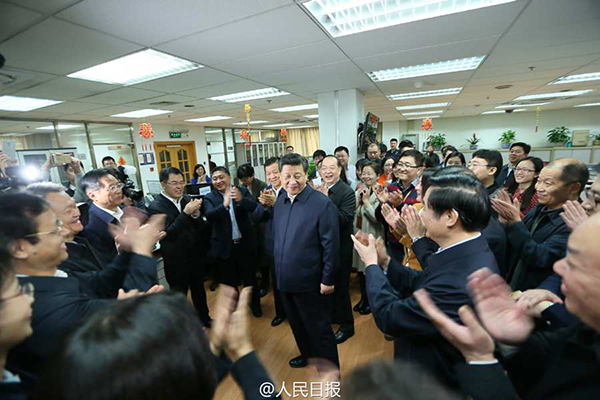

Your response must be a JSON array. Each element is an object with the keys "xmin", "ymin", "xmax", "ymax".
[
  {"xmin": 366, "ymin": 235, "xmax": 499, "ymax": 387},
  {"xmin": 147, "ymin": 193, "xmax": 206, "ymax": 266},
  {"xmin": 252, "ymin": 187, "xmax": 285, "ymax": 256},
  {"xmin": 242, "ymin": 178, "xmax": 268, "ymax": 202},
  {"xmin": 537, "ymin": 273, "xmax": 580, "ymax": 329},
  {"xmin": 203, "ymin": 186, "xmax": 258, "ymax": 259},
  {"xmin": 506, "ymin": 205, "xmax": 569, "ymax": 290},
  {"xmin": 80, "ymin": 203, "xmax": 123, "ymax": 265},
  {"xmin": 327, "ymin": 181, "xmax": 356, "ymax": 264},
  {"xmin": 495, "ymin": 164, "xmax": 516, "ymax": 188},
  {"xmin": 7, "ymin": 276, "xmax": 113, "ymax": 378},
  {"xmin": 455, "ymin": 323, "xmax": 600, "ymax": 400},
  {"xmin": 273, "ymin": 185, "xmax": 340, "ymax": 293}
]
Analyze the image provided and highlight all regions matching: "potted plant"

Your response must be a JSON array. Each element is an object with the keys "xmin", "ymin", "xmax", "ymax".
[
  {"xmin": 547, "ymin": 126, "xmax": 571, "ymax": 146},
  {"xmin": 499, "ymin": 130, "xmax": 516, "ymax": 149},
  {"xmin": 428, "ymin": 133, "xmax": 446, "ymax": 150},
  {"xmin": 466, "ymin": 133, "xmax": 481, "ymax": 150},
  {"xmin": 592, "ymin": 133, "xmax": 600, "ymax": 146}
]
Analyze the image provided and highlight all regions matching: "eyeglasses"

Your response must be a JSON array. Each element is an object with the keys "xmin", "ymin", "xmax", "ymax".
[
  {"xmin": 25, "ymin": 220, "xmax": 63, "ymax": 238},
  {"xmin": 468, "ymin": 162, "xmax": 490, "ymax": 168},
  {"xmin": 320, "ymin": 166, "xmax": 340, "ymax": 173},
  {"xmin": 106, "ymin": 182, "xmax": 125, "ymax": 193},
  {"xmin": 515, "ymin": 167, "xmax": 536, "ymax": 173},
  {"xmin": 2, "ymin": 282, "xmax": 35, "ymax": 301},
  {"xmin": 167, "ymin": 181, "xmax": 186, "ymax": 186},
  {"xmin": 396, "ymin": 162, "xmax": 421, "ymax": 169}
]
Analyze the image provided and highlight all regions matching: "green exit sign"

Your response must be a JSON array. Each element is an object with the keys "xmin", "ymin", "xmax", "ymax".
[{"xmin": 169, "ymin": 132, "xmax": 182, "ymax": 139}]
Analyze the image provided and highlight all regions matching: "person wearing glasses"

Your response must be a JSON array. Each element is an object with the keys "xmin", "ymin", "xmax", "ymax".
[
  {"xmin": 80, "ymin": 169, "xmax": 128, "ymax": 265},
  {"xmin": 496, "ymin": 142, "xmax": 531, "ymax": 188},
  {"xmin": 0, "ymin": 192, "xmax": 164, "ymax": 383},
  {"xmin": 492, "ymin": 158, "xmax": 589, "ymax": 291},
  {"xmin": 148, "ymin": 167, "xmax": 211, "ymax": 327},
  {"xmin": 468, "ymin": 150, "xmax": 504, "ymax": 199},
  {"xmin": 506, "ymin": 157, "xmax": 544, "ymax": 218}
]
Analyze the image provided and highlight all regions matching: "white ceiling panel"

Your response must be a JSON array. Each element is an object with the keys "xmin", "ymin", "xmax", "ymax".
[
  {"xmin": 177, "ymin": 80, "xmax": 268, "ymax": 99},
  {"xmin": 507, "ymin": 0, "xmax": 600, "ymax": 35},
  {"xmin": 0, "ymin": 18, "xmax": 142, "ymax": 75},
  {"xmin": 77, "ymin": 88, "xmax": 165, "ymax": 105},
  {"xmin": 157, "ymin": 5, "xmax": 327, "ymax": 65},
  {"xmin": 475, "ymin": 55, "xmax": 600, "ymax": 78},
  {"xmin": 13, "ymin": 77, "xmax": 116, "ymax": 100},
  {"xmin": 32, "ymin": 101, "xmax": 108, "ymax": 114},
  {"xmin": 124, "ymin": 94, "xmax": 198, "ymax": 110},
  {"xmin": 133, "ymin": 68, "xmax": 239, "ymax": 93},
  {"xmin": 57, "ymin": 0, "xmax": 292, "ymax": 46},
  {"xmin": 375, "ymin": 73, "xmax": 471, "ymax": 95},
  {"xmin": 12, "ymin": 0, "xmax": 80, "ymax": 14},
  {"xmin": 81, "ymin": 105, "xmax": 144, "ymax": 117},
  {"xmin": 0, "ymin": 68, "xmax": 59, "ymax": 95},
  {"xmin": 0, "ymin": 2, "xmax": 42, "ymax": 42}
]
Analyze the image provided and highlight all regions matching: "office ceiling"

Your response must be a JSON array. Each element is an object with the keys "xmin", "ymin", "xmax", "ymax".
[{"xmin": 0, "ymin": 0, "xmax": 599, "ymax": 128}]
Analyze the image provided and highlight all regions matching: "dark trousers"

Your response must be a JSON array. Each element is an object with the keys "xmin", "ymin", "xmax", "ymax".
[
  {"xmin": 164, "ymin": 261, "xmax": 210, "ymax": 324},
  {"xmin": 264, "ymin": 253, "xmax": 286, "ymax": 318},
  {"xmin": 220, "ymin": 241, "xmax": 260, "ymax": 308},
  {"xmin": 281, "ymin": 290, "xmax": 339, "ymax": 368},
  {"xmin": 387, "ymin": 241, "xmax": 405, "ymax": 266},
  {"xmin": 331, "ymin": 247, "xmax": 354, "ymax": 332}
]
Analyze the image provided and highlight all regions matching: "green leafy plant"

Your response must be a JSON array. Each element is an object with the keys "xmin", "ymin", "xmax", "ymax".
[
  {"xmin": 428, "ymin": 133, "xmax": 446, "ymax": 149},
  {"xmin": 499, "ymin": 130, "xmax": 516, "ymax": 143},
  {"xmin": 466, "ymin": 133, "xmax": 481, "ymax": 145},
  {"xmin": 547, "ymin": 126, "xmax": 571, "ymax": 144}
]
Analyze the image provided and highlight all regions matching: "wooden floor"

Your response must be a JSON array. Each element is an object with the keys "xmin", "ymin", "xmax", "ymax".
[{"xmin": 209, "ymin": 274, "xmax": 393, "ymax": 399}]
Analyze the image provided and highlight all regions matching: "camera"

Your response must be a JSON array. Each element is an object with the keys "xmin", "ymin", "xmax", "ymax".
[{"xmin": 122, "ymin": 180, "xmax": 144, "ymax": 202}]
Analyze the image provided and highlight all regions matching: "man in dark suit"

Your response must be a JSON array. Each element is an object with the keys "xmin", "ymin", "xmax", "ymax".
[
  {"xmin": 492, "ymin": 158, "xmax": 588, "ymax": 291},
  {"xmin": 415, "ymin": 213, "xmax": 600, "ymax": 399},
  {"xmin": 0, "ymin": 193, "xmax": 162, "ymax": 380},
  {"xmin": 25, "ymin": 182, "xmax": 157, "ymax": 298},
  {"xmin": 147, "ymin": 167, "xmax": 210, "ymax": 326},
  {"xmin": 273, "ymin": 154, "xmax": 340, "ymax": 369},
  {"xmin": 80, "ymin": 169, "xmax": 127, "ymax": 265},
  {"xmin": 353, "ymin": 172, "xmax": 499, "ymax": 388},
  {"xmin": 495, "ymin": 142, "xmax": 531, "ymax": 188},
  {"xmin": 315, "ymin": 155, "xmax": 356, "ymax": 343},
  {"xmin": 252, "ymin": 157, "xmax": 287, "ymax": 327},
  {"xmin": 203, "ymin": 167, "xmax": 260, "ymax": 316}
]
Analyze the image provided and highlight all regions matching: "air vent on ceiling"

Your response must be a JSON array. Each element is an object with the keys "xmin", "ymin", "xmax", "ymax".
[
  {"xmin": 149, "ymin": 101, "xmax": 179, "ymax": 106},
  {"xmin": 0, "ymin": 69, "xmax": 35, "ymax": 88},
  {"xmin": 495, "ymin": 84, "xmax": 513, "ymax": 90}
]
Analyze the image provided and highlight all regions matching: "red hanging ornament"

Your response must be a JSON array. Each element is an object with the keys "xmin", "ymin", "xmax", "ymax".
[
  {"xmin": 421, "ymin": 118, "xmax": 433, "ymax": 131},
  {"xmin": 280, "ymin": 128, "xmax": 287, "ymax": 142},
  {"xmin": 139, "ymin": 123, "xmax": 154, "ymax": 139},
  {"xmin": 118, "ymin": 156, "xmax": 126, "ymax": 166}
]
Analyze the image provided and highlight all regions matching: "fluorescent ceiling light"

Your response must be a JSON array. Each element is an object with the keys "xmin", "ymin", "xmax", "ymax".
[
  {"xmin": 263, "ymin": 123, "xmax": 294, "ymax": 128},
  {"xmin": 304, "ymin": 114, "xmax": 319, "ymax": 118},
  {"xmin": 36, "ymin": 124, "xmax": 80, "ymax": 130},
  {"xmin": 205, "ymin": 129, "xmax": 223, "ymax": 133},
  {"xmin": 495, "ymin": 102, "xmax": 552, "ymax": 109},
  {"xmin": 233, "ymin": 120, "xmax": 269, "ymax": 125},
  {"xmin": 514, "ymin": 90, "xmax": 593, "ymax": 101},
  {"xmin": 270, "ymin": 104, "xmax": 318, "ymax": 112},
  {"xmin": 114, "ymin": 128, "xmax": 132, "ymax": 131},
  {"xmin": 303, "ymin": 0, "xmax": 517, "ymax": 38},
  {"xmin": 185, "ymin": 116, "xmax": 232, "ymax": 122},
  {"xmin": 368, "ymin": 56, "xmax": 485, "ymax": 82},
  {"xmin": 289, "ymin": 125, "xmax": 316, "ymax": 129},
  {"xmin": 68, "ymin": 49, "xmax": 202, "ymax": 86},
  {"xmin": 0, "ymin": 95, "xmax": 63, "ymax": 111},
  {"xmin": 574, "ymin": 102, "xmax": 600, "ymax": 107},
  {"xmin": 482, "ymin": 109, "xmax": 527, "ymax": 115},
  {"xmin": 209, "ymin": 88, "xmax": 289, "ymax": 103},
  {"xmin": 405, "ymin": 116, "xmax": 440, "ymax": 120},
  {"xmin": 396, "ymin": 102, "xmax": 449, "ymax": 111},
  {"xmin": 550, "ymin": 72, "xmax": 600, "ymax": 85},
  {"xmin": 402, "ymin": 110, "xmax": 443, "ymax": 116},
  {"xmin": 387, "ymin": 87, "xmax": 462, "ymax": 100},
  {"xmin": 112, "ymin": 109, "xmax": 173, "ymax": 118}
]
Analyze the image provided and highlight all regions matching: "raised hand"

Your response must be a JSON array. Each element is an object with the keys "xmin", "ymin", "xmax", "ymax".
[
  {"xmin": 224, "ymin": 287, "xmax": 254, "ymax": 360},
  {"xmin": 491, "ymin": 191, "xmax": 521, "ymax": 225},
  {"xmin": 231, "ymin": 186, "xmax": 244, "ymax": 203},
  {"xmin": 223, "ymin": 188, "xmax": 231, "ymax": 208},
  {"xmin": 517, "ymin": 288, "xmax": 563, "ymax": 318},
  {"xmin": 69, "ymin": 157, "xmax": 83, "ymax": 174},
  {"xmin": 351, "ymin": 233, "xmax": 378, "ymax": 267},
  {"xmin": 388, "ymin": 190, "xmax": 403, "ymax": 207},
  {"xmin": 316, "ymin": 183, "xmax": 329, "ymax": 197},
  {"xmin": 183, "ymin": 198, "xmax": 203, "ymax": 215},
  {"xmin": 375, "ymin": 187, "xmax": 389, "ymax": 204},
  {"xmin": 110, "ymin": 214, "xmax": 166, "ymax": 257},
  {"xmin": 414, "ymin": 289, "xmax": 496, "ymax": 362},
  {"xmin": 209, "ymin": 285, "xmax": 237, "ymax": 355},
  {"xmin": 259, "ymin": 189, "xmax": 276, "ymax": 207},
  {"xmin": 468, "ymin": 268, "xmax": 534, "ymax": 344},
  {"xmin": 401, "ymin": 205, "xmax": 426, "ymax": 239},
  {"xmin": 560, "ymin": 200, "xmax": 588, "ymax": 231}
]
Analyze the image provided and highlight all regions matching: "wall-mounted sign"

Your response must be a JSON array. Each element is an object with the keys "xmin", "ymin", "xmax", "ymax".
[
  {"xmin": 138, "ymin": 152, "xmax": 155, "ymax": 166},
  {"xmin": 169, "ymin": 132, "xmax": 182, "ymax": 139}
]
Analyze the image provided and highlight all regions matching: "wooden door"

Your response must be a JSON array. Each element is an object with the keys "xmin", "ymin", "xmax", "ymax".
[{"xmin": 154, "ymin": 141, "xmax": 198, "ymax": 183}]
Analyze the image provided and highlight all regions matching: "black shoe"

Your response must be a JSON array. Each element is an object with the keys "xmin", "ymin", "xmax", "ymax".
[
  {"xmin": 353, "ymin": 298, "xmax": 365, "ymax": 312},
  {"xmin": 271, "ymin": 316, "xmax": 285, "ymax": 327},
  {"xmin": 359, "ymin": 303, "xmax": 371, "ymax": 315},
  {"xmin": 251, "ymin": 307, "xmax": 263, "ymax": 318},
  {"xmin": 259, "ymin": 288, "xmax": 268, "ymax": 298},
  {"xmin": 335, "ymin": 329, "xmax": 355, "ymax": 344},
  {"xmin": 289, "ymin": 355, "xmax": 307, "ymax": 368}
]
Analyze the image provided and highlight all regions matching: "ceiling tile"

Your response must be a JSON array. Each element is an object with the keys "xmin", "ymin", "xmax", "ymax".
[
  {"xmin": 13, "ymin": 77, "xmax": 117, "ymax": 100},
  {"xmin": 14, "ymin": 0, "xmax": 79, "ymax": 14},
  {"xmin": 177, "ymin": 80, "xmax": 267, "ymax": 99},
  {"xmin": 77, "ymin": 88, "xmax": 165, "ymax": 105},
  {"xmin": 132, "ymin": 68, "xmax": 239, "ymax": 93},
  {"xmin": 0, "ymin": 2, "xmax": 42, "ymax": 42}
]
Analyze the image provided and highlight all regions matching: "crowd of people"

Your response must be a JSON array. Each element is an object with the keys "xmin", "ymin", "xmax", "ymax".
[{"xmin": 0, "ymin": 135, "xmax": 599, "ymax": 399}]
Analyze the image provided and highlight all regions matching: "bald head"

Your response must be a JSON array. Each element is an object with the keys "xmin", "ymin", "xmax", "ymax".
[{"xmin": 546, "ymin": 158, "xmax": 589, "ymax": 195}]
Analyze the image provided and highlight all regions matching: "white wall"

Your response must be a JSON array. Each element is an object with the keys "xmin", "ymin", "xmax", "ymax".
[
  {"xmin": 381, "ymin": 107, "xmax": 600, "ymax": 151},
  {"xmin": 132, "ymin": 124, "xmax": 208, "ymax": 193}
]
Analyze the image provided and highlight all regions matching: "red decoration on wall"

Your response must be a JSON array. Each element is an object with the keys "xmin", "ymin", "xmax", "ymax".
[
  {"xmin": 280, "ymin": 128, "xmax": 287, "ymax": 142},
  {"xmin": 421, "ymin": 118, "xmax": 433, "ymax": 131},
  {"xmin": 118, "ymin": 156, "xmax": 126, "ymax": 166},
  {"xmin": 139, "ymin": 123, "xmax": 154, "ymax": 139}
]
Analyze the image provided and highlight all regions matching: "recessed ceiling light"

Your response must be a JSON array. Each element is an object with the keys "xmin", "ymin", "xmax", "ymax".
[
  {"xmin": 185, "ymin": 116, "xmax": 233, "ymax": 122},
  {"xmin": 402, "ymin": 110, "xmax": 444, "ymax": 116},
  {"xmin": 232, "ymin": 120, "xmax": 269, "ymax": 125},
  {"xmin": 304, "ymin": 114, "xmax": 319, "ymax": 118},
  {"xmin": 405, "ymin": 116, "xmax": 440, "ymax": 120},
  {"xmin": 209, "ymin": 88, "xmax": 289, "ymax": 103},
  {"xmin": 68, "ymin": 49, "xmax": 202, "ymax": 86},
  {"xmin": 514, "ymin": 90, "xmax": 593, "ymax": 101},
  {"xmin": 368, "ymin": 56, "xmax": 485, "ymax": 82},
  {"xmin": 36, "ymin": 124, "xmax": 80, "ymax": 130},
  {"xmin": 395, "ymin": 102, "xmax": 449, "ymax": 111},
  {"xmin": 263, "ymin": 123, "xmax": 294, "ymax": 128},
  {"xmin": 574, "ymin": 102, "xmax": 600, "ymax": 107},
  {"xmin": 550, "ymin": 72, "xmax": 600, "ymax": 85},
  {"xmin": 270, "ymin": 104, "xmax": 318, "ymax": 112},
  {"xmin": 0, "ymin": 95, "xmax": 63, "ymax": 111},
  {"xmin": 495, "ymin": 102, "xmax": 552, "ymax": 109},
  {"xmin": 112, "ymin": 109, "xmax": 173, "ymax": 118},
  {"xmin": 387, "ymin": 87, "xmax": 462, "ymax": 100},
  {"xmin": 303, "ymin": 0, "xmax": 517, "ymax": 38}
]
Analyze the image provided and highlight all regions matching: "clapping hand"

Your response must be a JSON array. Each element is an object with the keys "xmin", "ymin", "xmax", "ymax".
[
  {"xmin": 316, "ymin": 183, "xmax": 329, "ymax": 197},
  {"xmin": 259, "ymin": 189, "xmax": 276, "ymax": 207},
  {"xmin": 401, "ymin": 205, "xmax": 426, "ymax": 239},
  {"xmin": 210, "ymin": 285, "xmax": 254, "ymax": 360},
  {"xmin": 183, "ymin": 198, "xmax": 203, "ymax": 216},
  {"xmin": 491, "ymin": 190, "xmax": 521, "ymax": 225},
  {"xmin": 560, "ymin": 200, "xmax": 588, "ymax": 231},
  {"xmin": 110, "ymin": 214, "xmax": 166, "ymax": 257},
  {"xmin": 231, "ymin": 186, "xmax": 244, "ymax": 203},
  {"xmin": 351, "ymin": 232, "xmax": 378, "ymax": 267},
  {"xmin": 517, "ymin": 288, "xmax": 563, "ymax": 318},
  {"xmin": 375, "ymin": 187, "xmax": 389, "ymax": 204},
  {"xmin": 117, "ymin": 284, "xmax": 164, "ymax": 300},
  {"xmin": 381, "ymin": 203, "xmax": 406, "ymax": 235},
  {"xmin": 388, "ymin": 190, "xmax": 403, "ymax": 208}
]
